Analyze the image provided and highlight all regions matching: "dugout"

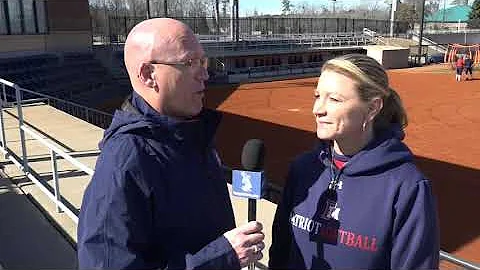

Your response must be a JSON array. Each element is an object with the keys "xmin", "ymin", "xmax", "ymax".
[{"xmin": 364, "ymin": 45, "xmax": 409, "ymax": 69}]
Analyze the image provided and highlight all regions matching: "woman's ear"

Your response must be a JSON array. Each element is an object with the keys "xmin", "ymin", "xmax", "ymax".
[
  {"xmin": 138, "ymin": 63, "xmax": 156, "ymax": 88},
  {"xmin": 367, "ymin": 97, "xmax": 383, "ymax": 122}
]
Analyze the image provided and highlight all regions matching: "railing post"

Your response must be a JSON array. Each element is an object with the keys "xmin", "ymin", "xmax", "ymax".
[
  {"xmin": 2, "ymin": 83, "xmax": 6, "ymax": 104},
  {"xmin": 0, "ymin": 85, "xmax": 6, "ymax": 151},
  {"xmin": 50, "ymin": 149, "xmax": 62, "ymax": 213},
  {"xmin": 15, "ymin": 85, "xmax": 29, "ymax": 173}
]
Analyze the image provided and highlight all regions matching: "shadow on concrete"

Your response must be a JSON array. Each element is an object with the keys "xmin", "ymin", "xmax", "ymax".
[
  {"xmin": 415, "ymin": 157, "xmax": 480, "ymax": 255},
  {"xmin": 213, "ymin": 111, "xmax": 317, "ymax": 187},
  {"xmin": 4, "ymin": 109, "xmax": 75, "ymax": 152},
  {"xmin": 0, "ymin": 177, "xmax": 76, "ymax": 269},
  {"xmin": 212, "ymin": 110, "xmax": 480, "ymax": 257},
  {"xmin": 101, "ymin": 81, "xmax": 479, "ymax": 257},
  {"xmin": 10, "ymin": 169, "xmax": 90, "ymax": 187}
]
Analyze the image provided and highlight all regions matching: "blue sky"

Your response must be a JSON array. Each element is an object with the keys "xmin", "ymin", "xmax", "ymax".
[
  {"xmin": 239, "ymin": 0, "xmax": 388, "ymax": 16},
  {"xmin": 238, "ymin": 0, "xmax": 459, "ymax": 16}
]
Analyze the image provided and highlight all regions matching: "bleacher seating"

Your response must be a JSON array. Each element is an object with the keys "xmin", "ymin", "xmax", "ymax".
[
  {"xmin": 0, "ymin": 53, "xmax": 130, "ymax": 108},
  {"xmin": 201, "ymin": 32, "xmax": 374, "ymax": 53}
]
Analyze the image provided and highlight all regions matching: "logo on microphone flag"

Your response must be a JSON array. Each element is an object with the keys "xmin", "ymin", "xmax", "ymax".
[{"xmin": 232, "ymin": 170, "xmax": 263, "ymax": 199}]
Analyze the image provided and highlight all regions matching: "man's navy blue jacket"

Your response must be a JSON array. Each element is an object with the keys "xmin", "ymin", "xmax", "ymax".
[
  {"xmin": 77, "ymin": 93, "xmax": 240, "ymax": 269},
  {"xmin": 269, "ymin": 126, "xmax": 440, "ymax": 269}
]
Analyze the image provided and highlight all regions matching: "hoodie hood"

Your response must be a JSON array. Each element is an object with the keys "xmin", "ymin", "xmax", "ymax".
[
  {"xmin": 99, "ymin": 92, "xmax": 221, "ymax": 150},
  {"xmin": 317, "ymin": 125, "xmax": 413, "ymax": 176}
]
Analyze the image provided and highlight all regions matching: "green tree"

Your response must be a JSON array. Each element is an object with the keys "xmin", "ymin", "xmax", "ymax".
[
  {"xmin": 281, "ymin": 0, "xmax": 293, "ymax": 14},
  {"xmin": 467, "ymin": 0, "xmax": 480, "ymax": 27},
  {"xmin": 396, "ymin": 2, "xmax": 419, "ymax": 28}
]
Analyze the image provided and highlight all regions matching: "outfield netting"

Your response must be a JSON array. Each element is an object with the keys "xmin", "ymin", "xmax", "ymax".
[{"xmin": 444, "ymin": 44, "xmax": 480, "ymax": 68}]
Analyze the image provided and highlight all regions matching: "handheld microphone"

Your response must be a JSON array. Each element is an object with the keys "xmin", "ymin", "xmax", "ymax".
[
  {"xmin": 232, "ymin": 139, "xmax": 265, "ymax": 221},
  {"xmin": 232, "ymin": 139, "xmax": 265, "ymax": 270}
]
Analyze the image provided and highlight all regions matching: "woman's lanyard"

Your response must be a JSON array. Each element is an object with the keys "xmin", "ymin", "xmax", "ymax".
[{"xmin": 328, "ymin": 147, "xmax": 345, "ymax": 191}]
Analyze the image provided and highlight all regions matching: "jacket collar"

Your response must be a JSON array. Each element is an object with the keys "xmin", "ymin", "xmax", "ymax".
[{"xmin": 102, "ymin": 92, "xmax": 222, "ymax": 150}]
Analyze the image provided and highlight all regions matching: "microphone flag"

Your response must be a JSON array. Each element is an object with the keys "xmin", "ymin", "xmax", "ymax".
[{"xmin": 232, "ymin": 170, "xmax": 264, "ymax": 199}]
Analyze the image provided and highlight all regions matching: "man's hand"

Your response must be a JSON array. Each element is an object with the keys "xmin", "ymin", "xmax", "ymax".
[{"xmin": 224, "ymin": 221, "xmax": 265, "ymax": 268}]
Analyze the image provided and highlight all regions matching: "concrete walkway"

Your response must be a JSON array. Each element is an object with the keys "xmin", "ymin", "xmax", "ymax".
[
  {"xmin": 0, "ymin": 102, "xmax": 277, "ymax": 268},
  {"xmin": 0, "ymin": 176, "xmax": 76, "ymax": 269}
]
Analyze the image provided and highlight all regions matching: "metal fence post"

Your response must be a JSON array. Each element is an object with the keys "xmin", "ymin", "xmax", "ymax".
[
  {"xmin": 0, "ymin": 85, "xmax": 6, "ymax": 151},
  {"xmin": 2, "ymin": 83, "xmax": 6, "ymax": 103},
  {"xmin": 14, "ymin": 85, "xmax": 29, "ymax": 173},
  {"xmin": 50, "ymin": 149, "xmax": 62, "ymax": 213}
]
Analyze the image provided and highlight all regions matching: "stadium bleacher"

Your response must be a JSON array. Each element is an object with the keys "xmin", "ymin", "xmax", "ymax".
[
  {"xmin": 201, "ymin": 31, "xmax": 374, "ymax": 53},
  {"xmin": 0, "ymin": 53, "xmax": 131, "ymax": 108}
]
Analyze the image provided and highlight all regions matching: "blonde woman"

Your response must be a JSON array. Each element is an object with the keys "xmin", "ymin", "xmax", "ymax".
[{"xmin": 269, "ymin": 54, "xmax": 439, "ymax": 269}]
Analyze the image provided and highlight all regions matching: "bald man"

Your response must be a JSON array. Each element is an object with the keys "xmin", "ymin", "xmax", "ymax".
[{"xmin": 77, "ymin": 18, "xmax": 264, "ymax": 269}]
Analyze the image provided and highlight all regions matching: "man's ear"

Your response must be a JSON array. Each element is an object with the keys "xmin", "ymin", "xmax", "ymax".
[
  {"xmin": 366, "ymin": 97, "xmax": 383, "ymax": 122},
  {"xmin": 138, "ymin": 63, "xmax": 156, "ymax": 88}
]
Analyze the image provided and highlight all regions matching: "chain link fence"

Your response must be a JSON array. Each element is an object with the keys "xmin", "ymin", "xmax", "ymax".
[{"xmin": 93, "ymin": 16, "xmax": 411, "ymax": 44}]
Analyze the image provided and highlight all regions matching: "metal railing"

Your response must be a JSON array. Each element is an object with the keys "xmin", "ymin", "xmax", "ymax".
[
  {"xmin": 1, "ymin": 77, "xmax": 480, "ymax": 269},
  {"xmin": 363, "ymin": 28, "xmax": 387, "ymax": 45},
  {"xmin": 410, "ymin": 32, "xmax": 448, "ymax": 54},
  {"xmin": 0, "ymin": 78, "xmax": 112, "ymax": 224},
  {"xmin": 93, "ymin": 15, "xmax": 410, "ymax": 45},
  {"xmin": 440, "ymin": 251, "xmax": 480, "ymax": 270}
]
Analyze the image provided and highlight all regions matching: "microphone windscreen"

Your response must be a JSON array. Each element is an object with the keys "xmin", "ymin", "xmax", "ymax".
[{"xmin": 241, "ymin": 139, "xmax": 265, "ymax": 171}]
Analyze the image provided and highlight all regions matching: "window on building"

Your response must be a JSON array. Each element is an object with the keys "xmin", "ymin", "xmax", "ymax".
[
  {"xmin": 0, "ymin": 1, "xmax": 7, "ymax": 34},
  {"xmin": 8, "ymin": 0, "xmax": 22, "ymax": 34},
  {"xmin": 23, "ymin": 0, "xmax": 35, "ymax": 33},
  {"xmin": 35, "ymin": 0, "xmax": 47, "ymax": 33},
  {"xmin": 0, "ymin": 0, "xmax": 47, "ymax": 34}
]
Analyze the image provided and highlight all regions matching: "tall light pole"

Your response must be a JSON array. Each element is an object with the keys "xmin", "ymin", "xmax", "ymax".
[
  {"xmin": 104, "ymin": 0, "xmax": 109, "ymax": 43},
  {"xmin": 215, "ymin": 0, "xmax": 220, "ymax": 36},
  {"xmin": 164, "ymin": 0, "xmax": 168, "ymax": 17},
  {"xmin": 332, "ymin": 0, "xmax": 337, "ymax": 14},
  {"xmin": 417, "ymin": 0, "xmax": 426, "ymax": 64},
  {"xmin": 235, "ymin": 0, "xmax": 239, "ymax": 42},
  {"xmin": 146, "ymin": 0, "xmax": 151, "ymax": 19},
  {"xmin": 230, "ymin": 0, "xmax": 234, "ymax": 40},
  {"xmin": 390, "ymin": 0, "xmax": 397, "ymax": 37},
  {"xmin": 443, "ymin": 0, "xmax": 446, "ymax": 24}
]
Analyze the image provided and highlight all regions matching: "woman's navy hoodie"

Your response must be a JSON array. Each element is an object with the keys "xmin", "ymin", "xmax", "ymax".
[
  {"xmin": 269, "ymin": 127, "xmax": 440, "ymax": 269},
  {"xmin": 77, "ymin": 93, "xmax": 240, "ymax": 269}
]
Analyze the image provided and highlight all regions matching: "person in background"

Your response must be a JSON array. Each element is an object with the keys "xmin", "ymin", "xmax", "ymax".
[
  {"xmin": 77, "ymin": 18, "xmax": 264, "ymax": 269},
  {"xmin": 464, "ymin": 54, "xmax": 474, "ymax": 81},
  {"xmin": 455, "ymin": 55, "xmax": 464, "ymax": 82},
  {"xmin": 269, "ymin": 54, "xmax": 439, "ymax": 269}
]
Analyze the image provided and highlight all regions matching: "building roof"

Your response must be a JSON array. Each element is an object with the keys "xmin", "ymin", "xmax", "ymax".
[{"xmin": 426, "ymin": 5, "xmax": 471, "ymax": 22}]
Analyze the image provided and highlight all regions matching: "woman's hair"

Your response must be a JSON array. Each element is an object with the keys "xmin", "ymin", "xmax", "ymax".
[{"xmin": 321, "ymin": 53, "xmax": 408, "ymax": 133}]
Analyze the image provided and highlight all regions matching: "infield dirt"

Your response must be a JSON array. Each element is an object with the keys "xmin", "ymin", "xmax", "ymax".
[{"xmin": 205, "ymin": 65, "xmax": 480, "ymax": 265}]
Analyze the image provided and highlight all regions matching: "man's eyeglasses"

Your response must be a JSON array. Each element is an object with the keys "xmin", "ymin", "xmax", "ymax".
[{"xmin": 150, "ymin": 57, "xmax": 208, "ymax": 69}]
